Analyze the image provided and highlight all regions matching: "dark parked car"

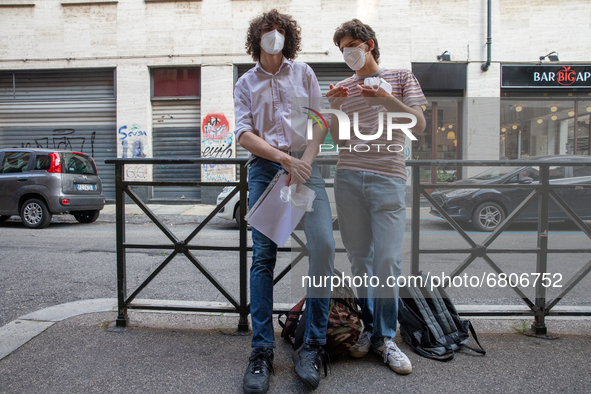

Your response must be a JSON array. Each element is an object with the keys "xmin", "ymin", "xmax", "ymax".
[
  {"xmin": 0, "ymin": 149, "xmax": 105, "ymax": 229},
  {"xmin": 429, "ymin": 155, "xmax": 591, "ymax": 231}
]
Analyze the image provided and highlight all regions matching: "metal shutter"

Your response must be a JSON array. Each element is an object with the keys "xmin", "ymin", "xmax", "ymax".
[
  {"xmin": 0, "ymin": 69, "xmax": 117, "ymax": 199},
  {"xmin": 152, "ymin": 100, "xmax": 201, "ymax": 200},
  {"xmin": 308, "ymin": 63, "xmax": 352, "ymax": 178},
  {"xmin": 234, "ymin": 64, "xmax": 255, "ymax": 161},
  {"xmin": 308, "ymin": 63, "xmax": 354, "ymax": 108}
]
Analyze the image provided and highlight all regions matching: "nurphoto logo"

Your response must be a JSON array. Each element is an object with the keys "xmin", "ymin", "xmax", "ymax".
[{"xmin": 303, "ymin": 107, "xmax": 418, "ymax": 154}]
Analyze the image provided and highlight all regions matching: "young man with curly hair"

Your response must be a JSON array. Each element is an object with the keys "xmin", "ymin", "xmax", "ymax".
[
  {"xmin": 234, "ymin": 9, "xmax": 335, "ymax": 393},
  {"xmin": 326, "ymin": 19, "xmax": 427, "ymax": 375}
]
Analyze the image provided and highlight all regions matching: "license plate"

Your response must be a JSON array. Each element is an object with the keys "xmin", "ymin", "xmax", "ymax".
[{"xmin": 76, "ymin": 184, "xmax": 95, "ymax": 191}]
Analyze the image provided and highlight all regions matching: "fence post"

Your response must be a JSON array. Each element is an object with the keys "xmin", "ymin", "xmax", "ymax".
[
  {"xmin": 533, "ymin": 164, "xmax": 549, "ymax": 335},
  {"xmin": 238, "ymin": 164, "xmax": 250, "ymax": 332},
  {"xmin": 115, "ymin": 162, "xmax": 128, "ymax": 327},
  {"xmin": 411, "ymin": 165, "xmax": 421, "ymax": 275}
]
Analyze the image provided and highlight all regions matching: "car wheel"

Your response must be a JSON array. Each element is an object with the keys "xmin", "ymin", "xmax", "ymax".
[
  {"xmin": 20, "ymin": 199, "xmax": 52, "ymax": 229},
  {"xmin": 234, "ymin": 204, "xmax": 242, "ymax": 228},
  {"xmin": 0, "ymin": 215, "xmax": 11, "ymax": 223},
  {"xmin": 472, "ymin": 202, "xmax": 505, "ymax": 232},
  {"xmin": 73, "ymin": 210, "xmax": 101, "ymax": 224}
]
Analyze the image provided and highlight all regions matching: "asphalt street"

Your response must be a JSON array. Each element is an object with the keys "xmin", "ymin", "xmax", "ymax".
[{"xmin": 1, "ymin": 208, "xmax": 590, "ymax": 328}]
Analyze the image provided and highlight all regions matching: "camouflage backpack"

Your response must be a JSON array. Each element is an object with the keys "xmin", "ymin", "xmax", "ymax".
[{"xmin": 278, "ymin": 269, "xmax": 363, "ymax": 358}]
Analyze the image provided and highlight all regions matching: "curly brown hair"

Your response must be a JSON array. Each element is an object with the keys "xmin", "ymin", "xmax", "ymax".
[
  {"xmin": 245, "ymin": 9, "xmax": 301, "ymax": 62},
  {"xmin": 333, "ymin": 19, "xmax": 380, "ymax": 64}
]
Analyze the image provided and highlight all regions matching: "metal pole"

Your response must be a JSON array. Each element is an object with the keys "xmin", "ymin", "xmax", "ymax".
[
  {"xmin": 411, "ymin": 165, "xmax": 421, "ymax": 275},
  {"xmin": 533, "ymin": 164, "xmax": 549, "ymax": 335},
  {"xmin": 481, "ymin": 0, "xmax": 492, "ymax": 72},
  {"xmin": 238, "ymin": 165, "xmax": 250, "ymax": 332},
  {"xmin": 115, "ymin": 163, "xmax": 128, "ymax": 327}
]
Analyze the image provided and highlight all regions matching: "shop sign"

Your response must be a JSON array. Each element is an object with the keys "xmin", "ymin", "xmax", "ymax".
[{"xmin": 502, "ymin": 65, "xmax": 591, "ymax": 88}]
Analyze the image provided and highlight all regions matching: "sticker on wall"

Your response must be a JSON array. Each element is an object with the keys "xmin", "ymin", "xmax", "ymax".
[{"xmin": 201, "ymin": 113, "xmax": 235, "ymax": 182}]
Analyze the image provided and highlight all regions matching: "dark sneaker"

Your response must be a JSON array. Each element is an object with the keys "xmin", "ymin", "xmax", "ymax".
[
  {"xmin": 292, "ymin": 344, "xmax": 329, "ymax": 390},
  {"xmin": 348, "ymin": 330, "xmax": 372, "ymax": 358},
  {"xmin": 243, "ymin": 348, "xmax": 274, "ymax": 394}
]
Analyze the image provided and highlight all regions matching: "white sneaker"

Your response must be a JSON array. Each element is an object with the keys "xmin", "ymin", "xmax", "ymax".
[
  {"xmin": 348, "ymin": 330, "xmax": 372, "ymax": 358},
  {"xmin": 373, "ymin": 339, "xmax": 412, "ymax": 375}
]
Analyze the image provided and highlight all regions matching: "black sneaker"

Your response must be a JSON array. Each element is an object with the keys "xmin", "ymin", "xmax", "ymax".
[
  {"xmin": 292, "ymin": 344, "xmax": 329, "ymax": 390},
  {"xmin": 243, "ymin": 348, "xmax": 274, "ymax": 394}
]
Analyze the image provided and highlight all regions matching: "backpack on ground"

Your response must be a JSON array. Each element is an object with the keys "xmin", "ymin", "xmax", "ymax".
[
  {"xmin": 397, "ymin": 274, "xmax": 486, "ymax": 361},
  {"xmin": 278, "ymin": 269, "xmax": 362, "ymax": 358}
]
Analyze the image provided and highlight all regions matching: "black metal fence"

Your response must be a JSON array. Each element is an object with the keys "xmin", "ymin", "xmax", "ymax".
[
  {"xmin": 409, "ymin": 160, "xmax": 591, "ymax": 335},
  {"xmin": 106, "ymin": 158, "xmax": 591, "ymax": 336}
]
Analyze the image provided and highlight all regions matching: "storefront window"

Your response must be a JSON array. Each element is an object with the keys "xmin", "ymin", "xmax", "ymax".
[
  {"xmin": 412, "ymin": 98, "xmax": 462, "ymax": 182},
  {"xmin": 577, "ymin": 101, "xmax": 591, "ymax": 155},
  {"xmin": 500, "ymin": 99, "xmax": 591, "ymax": 159}
]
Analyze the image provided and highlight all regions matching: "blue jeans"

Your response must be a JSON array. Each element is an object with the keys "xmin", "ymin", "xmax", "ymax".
[
  {"xmin": 248, "ymin": 157, "xmax": 335, "ymax": 348},
  {"xmin": 334, "ymin": 169, "xmax": 406, "ymax": 346}
]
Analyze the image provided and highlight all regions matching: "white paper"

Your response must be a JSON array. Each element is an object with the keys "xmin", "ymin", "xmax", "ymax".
[{"xmin": 247, "ymin": 172, "xmax": 308, "ymax": 247}]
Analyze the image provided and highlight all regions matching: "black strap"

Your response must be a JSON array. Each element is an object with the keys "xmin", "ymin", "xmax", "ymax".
[
  {"xmin": 277, "ymin": 313, "xmax": 287, "ymax": 329},
  {"xmin": 462, "ymin": 321, "xmax": 486, "ymax": 355},
  {"xmin": 415, "ymin": 346, "xmax": 455, "ymax": 361}
]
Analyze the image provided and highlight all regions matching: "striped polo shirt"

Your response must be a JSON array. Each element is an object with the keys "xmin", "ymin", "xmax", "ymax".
[{"xmin": 335, "ymin": 68, "xmax": 428, "ymax": 180}]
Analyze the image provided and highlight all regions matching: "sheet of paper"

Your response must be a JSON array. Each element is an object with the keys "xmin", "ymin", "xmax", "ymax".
[{"xmin": 246, "ymin": 172, "xmax": 307, "ymax": 247}]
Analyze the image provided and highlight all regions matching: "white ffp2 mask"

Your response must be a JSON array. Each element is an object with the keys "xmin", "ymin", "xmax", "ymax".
[
  {"xmin": 260, "ymin": 30, "xmax": 285, "ymax": 55},
  {"xmin": 343, "ymin": 42, "xmax": 369, "ymax": 70},
  {"xmin": 364, "ymin": 77, "xmax": 392, "ymax": 95}
]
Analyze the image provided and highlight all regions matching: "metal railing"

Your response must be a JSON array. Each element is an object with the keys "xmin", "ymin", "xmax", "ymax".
[
  {"xmin": 105, "ymin": 158, "xmax": 250, "ymax": 331},
  {"xmin": 106, "ymin": 158, "xmax": 591, "ymax": 336},
  {"xmin": 408, "ymin": 160, "xmax": 591, "ymax": 335}
]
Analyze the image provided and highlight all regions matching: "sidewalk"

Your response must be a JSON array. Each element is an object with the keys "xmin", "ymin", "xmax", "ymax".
[
  {"xmin": 101, "ymin": 203, "xmax": 219, "ymax": 216},
  {"xmin": 1, "ymin": 299, "xmax": 591, "ymax": 393},
  {"xmin": 99, "ymin": 203, "xmax": 433, "ymax": 218}
]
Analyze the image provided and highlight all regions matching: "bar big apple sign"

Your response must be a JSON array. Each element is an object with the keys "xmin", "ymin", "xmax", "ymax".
[{"xmin": 502, "ymin": 65, "xmax": 591, "ymax": 88}]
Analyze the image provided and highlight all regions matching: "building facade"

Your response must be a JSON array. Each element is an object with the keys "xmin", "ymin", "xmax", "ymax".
[{"xmin": 1, "ymin": 0, "xmax": 590, "ymax": 202}]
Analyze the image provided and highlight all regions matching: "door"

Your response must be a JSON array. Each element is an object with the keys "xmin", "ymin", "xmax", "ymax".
[
  {"xmin": 0, "ymin": 151, "xmax": 32, "ymax": 214},
  {"xmin": 412, "ymin": 98, "xmax": 463, "ymax": 183}
]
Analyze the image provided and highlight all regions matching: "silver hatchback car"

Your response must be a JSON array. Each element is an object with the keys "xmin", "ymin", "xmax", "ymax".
[{"xmin": 0, "ymin": 148, "xmax": 105, "ymax": 229}]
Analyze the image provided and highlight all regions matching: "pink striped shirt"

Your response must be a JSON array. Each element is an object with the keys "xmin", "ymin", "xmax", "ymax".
[{"xmin": 335, "ymin": 68, "xmax": 427, "ymax": 180}]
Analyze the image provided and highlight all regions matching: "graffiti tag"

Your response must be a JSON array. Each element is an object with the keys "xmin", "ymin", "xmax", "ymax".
[
  {"xmin": 118, "ymin": 124, "xmax": 148, "ymax": 140},
  {"xmin": 16, "ymin": 129, "xmax": 96, "ymax": 157}
]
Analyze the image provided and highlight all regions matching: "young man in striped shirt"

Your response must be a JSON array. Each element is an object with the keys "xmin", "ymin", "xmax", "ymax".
[{"xmin": 326, "ymin": 19, "xmax": 427, "ymax": 375}]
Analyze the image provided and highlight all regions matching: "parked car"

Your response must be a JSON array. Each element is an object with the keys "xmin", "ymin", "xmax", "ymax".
[
  {"xmin": 0, "ymin": 149, "xmax": 105, "ymax": 229},
  {"xmin": 216, "ymin": 186, "xmax": 245, "ymax": 227},
  {"xmin": 429, "ymin": 155, "xmax": 591, "ymax": 231}
]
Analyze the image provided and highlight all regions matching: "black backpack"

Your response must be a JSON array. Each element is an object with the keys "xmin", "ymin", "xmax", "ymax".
[{"xmin": 398, "ymin": 274, "xmax": 486, "ymax": 361}]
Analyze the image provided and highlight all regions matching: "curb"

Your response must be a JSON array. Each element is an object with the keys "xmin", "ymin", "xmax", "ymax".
[
  {"xmin": 2, "ymin": 299, "xmax": 591, "ymax": 362},
  {"xmin": 0, "ymin": 298, "xmax": 117, "ymax": 361}
]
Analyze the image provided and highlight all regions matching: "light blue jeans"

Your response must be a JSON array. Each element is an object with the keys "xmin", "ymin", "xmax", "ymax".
[
  {"xmin": 248, "ymin": 157, "xmax": 335, "ymax": 348},
  {"xmin": 334, "ymin": 169, "xmax": 406, "ymax": 346}
]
